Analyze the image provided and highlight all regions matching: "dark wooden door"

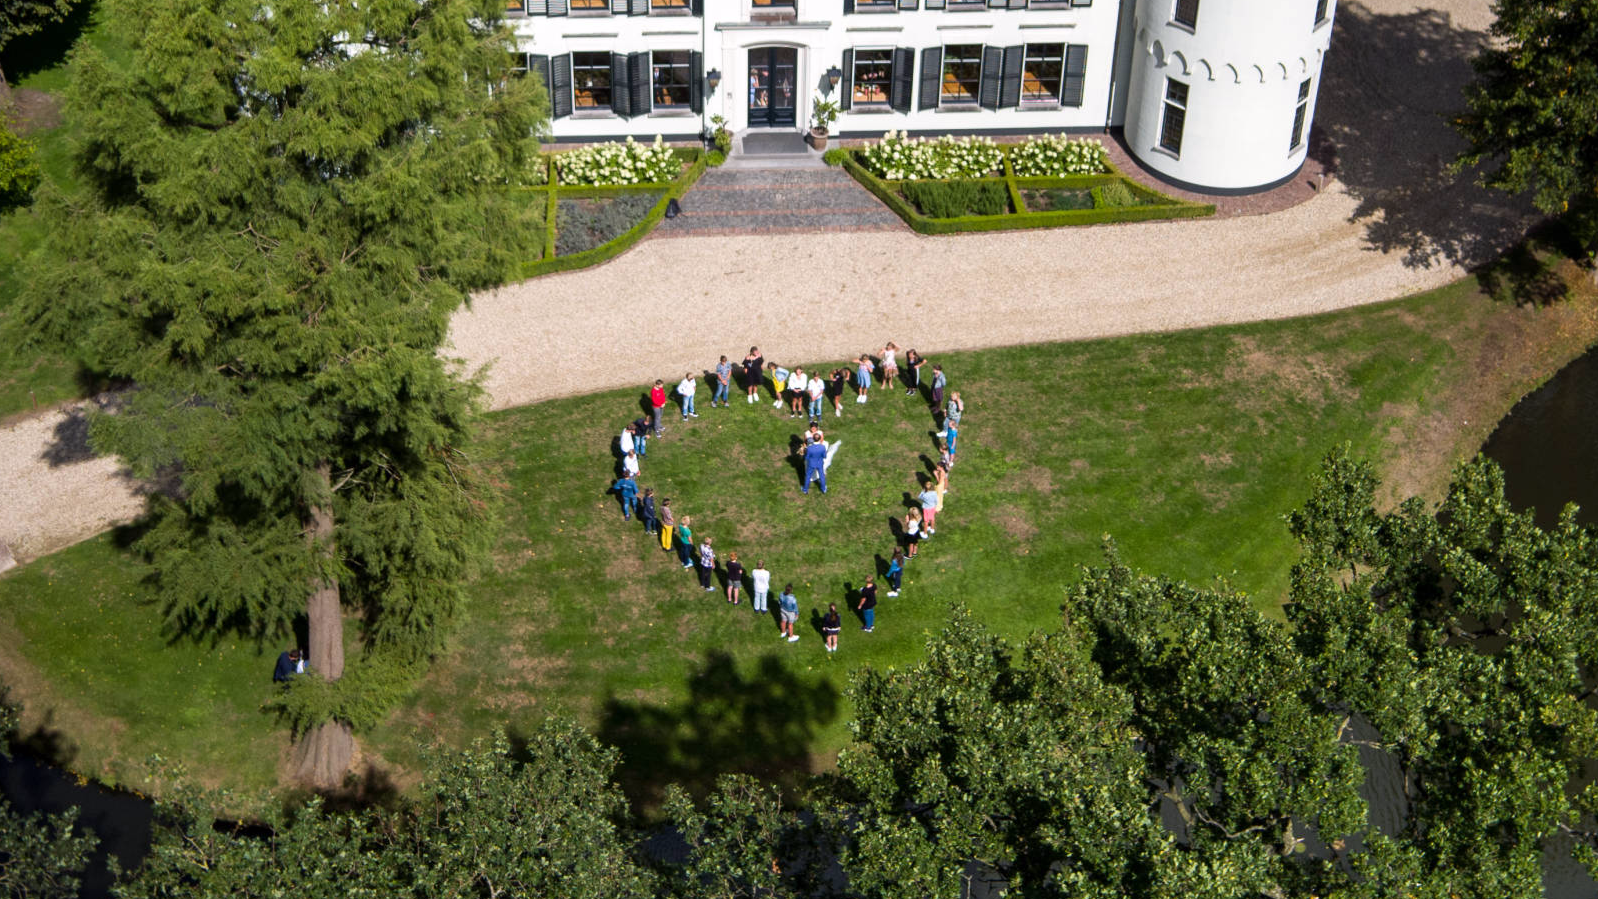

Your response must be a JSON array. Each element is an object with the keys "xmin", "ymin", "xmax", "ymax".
[{"xmin": 747, "ymin": 47, "xmax": 797, "ymax": 127}]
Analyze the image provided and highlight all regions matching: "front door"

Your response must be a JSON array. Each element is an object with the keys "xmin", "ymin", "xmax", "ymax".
[{"xmin": 747, "ymin": 47, "xmax": 797, "ymax": 128}]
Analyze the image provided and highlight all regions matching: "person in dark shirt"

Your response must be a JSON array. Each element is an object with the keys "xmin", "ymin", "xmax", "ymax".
[
  {"xmin": 725, "ymin": 552, "xmax": 745, "ymax": 604},
  {"xmin": 273, "ymin": 648, "xmax": 304, "ymax": 683},
  {"xmin": 822, "ymin": 603, "xmax": 842, "ymax": 652},
  {"xmin": 857, "ymin": 577, "xmax": 878, "ymax": 633}
]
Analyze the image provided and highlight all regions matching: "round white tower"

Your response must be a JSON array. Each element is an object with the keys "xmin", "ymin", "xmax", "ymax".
[{"xmin": 1123, "ymin": 0, "xmax": 1335, "ymax": 192}]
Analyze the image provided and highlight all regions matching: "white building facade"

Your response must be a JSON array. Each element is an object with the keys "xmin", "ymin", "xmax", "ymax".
[{"xmin": 509, "ymin": 0, "xmax": 1335, "ymax": 191}]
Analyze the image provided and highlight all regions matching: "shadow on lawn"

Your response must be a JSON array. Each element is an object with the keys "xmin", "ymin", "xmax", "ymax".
[{"xmin": 597, "ymin": 650, "xmax": 839, "ymax": 811}]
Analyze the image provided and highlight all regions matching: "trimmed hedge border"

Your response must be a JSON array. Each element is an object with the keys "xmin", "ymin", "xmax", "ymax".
[
  {"xmin": 514, "ymin": 147, "xmax": 707, "ymax": 280},
  {"xmin": 841, "ymin": 146, "xmax": 1214, "ymax": 234}
]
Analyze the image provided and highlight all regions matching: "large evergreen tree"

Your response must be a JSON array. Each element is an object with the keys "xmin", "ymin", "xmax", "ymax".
[
  {"xmin": 1455, "ymin": 0, "xmax": 1598, "ymax": 274},
  {"xmin": 16, "ymin": 0, "xmax": 546, "ymax": 786}
]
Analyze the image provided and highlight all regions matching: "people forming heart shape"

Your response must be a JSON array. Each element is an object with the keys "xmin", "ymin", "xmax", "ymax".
[{"xmin": 610, "ymin": 343, "xmax": 964, "ymax": 652}]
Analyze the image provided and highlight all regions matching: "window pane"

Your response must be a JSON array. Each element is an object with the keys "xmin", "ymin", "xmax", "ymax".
[
  {"xmin": 1165, "ymin": 79, "xmax": 1187, "ymax": 106},
  {"xmin": 1160, "ymin": 77, "xmax": 1186, "ymax": 153},
  {"xmin": 1173, "ymin": 0, "xmax": 1198, "ymax": 27},
  {"xmin": 852, "ymin": 49, "xmax": 894, "ymax": 105},
  {"xmin": 751, "ymin": 0, "xmax": 795, "ymax": 8},
  {"xmin": 1022, "ymin": 43, "xmax": 1062, "ymax": 103},
  {"xmin": 653, "ymin": 51, "xmax": 692, "ymax": 107},
  {"xmin": 573, "ymin": 52, "xmax": 611, "ymax": 108},
  {"xmin": 942, "ymin": 44, "xmax": 982, "ymax": 105},
  {"xmin": 652, "ymin": 0, "xmax": 689, "ymax": 8},
  {"xmin": 571, "ymin": 0, "xmax": 608, "ymax": 8}
]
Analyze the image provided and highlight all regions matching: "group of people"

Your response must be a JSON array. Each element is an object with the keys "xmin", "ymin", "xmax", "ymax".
[{"xmin": 607, "ymin": 343, "xmax": 966, "ymax": 651}]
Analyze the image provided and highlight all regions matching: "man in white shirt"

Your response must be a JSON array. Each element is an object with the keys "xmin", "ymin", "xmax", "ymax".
[
  {"xmin": 751, "ymin": 562, "xmax": 772, "ymax": 613},
  {"xmin": 677, "ymin": 373, "xmax": 698, "ymax": 419}
]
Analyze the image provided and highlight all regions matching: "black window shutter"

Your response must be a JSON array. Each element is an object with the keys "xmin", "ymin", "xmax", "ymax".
[
  {"xmin": 528, "ymin": 53, "xmax": 551, "ymax": 96},
  {"xmin": 919, "ymin": 47, "xmax": 942, "ymax": 110},
  {"xmin": 1006, "ymin": 0, "xmax": 1025, "ymax": 9},
  {"xmin": 631, "ymin": 0, "xmax": 648, "ymax": 13},
  {"xmin": 898, "ymin": 0, "xmax": 918, "ymax": 8},
  {"xmin": 979, "ymin": 46, "xmax": 1002, "ymax": 110},
  {"xmin": 611, "ymin": 53, "xmax": 631, "ymax": 116},
  {"xmin": 891, "ymin": 47, "xmax": 913, "ymax": 112},
  {"xmin": 986, "ymin": 0, "xmax": 1004, "ymax": 8},
  {"xmin": 630, "ymin": 52, "xmax": 650, "ymax": 117},
  {"xmin": 611, "ymin": 0, "xmax": 627, "ymax": 13},
  {"xmin": 1070, "ymin": 0, "xmax": 1090, "ymax": 5},
  {"xmin": 844, "ymin": 0, "xmax": 854, "ymax": 13},
  {"xmin": 691, "ymin": 0, "xmax": 702, "ymax": 14},
  {"xmin": 549, "ymin": 0, "xmax": 568, "ymax": 14},
  {"xmin": 527, "ymin": 0, "xmax": 547, "ymax": 13},
  {"xmin": 1061, "ymin": 43, "xmax": 1087, "ymax": 107},
  {"xmin": 689, "ymin": 50, "xmax": 704, "ymax": 112},
  {"xmin": 552, "ymin": 53, "xmax": 573, "ymax": 117},
  {"xmin": 924, "ymin": 0, "xmax": 944, "ymax": 9},
  {"xmin": 839, "ymin": 49, "xmax": 854, "ymax": 110},
  {"xmin": 999, "ymin": 45, "xmax": 1022, "ymax": 107}
]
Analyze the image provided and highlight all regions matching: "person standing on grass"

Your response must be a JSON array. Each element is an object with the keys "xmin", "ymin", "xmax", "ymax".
[
  {"xmin": 807, "ymin": 373, "xmax": 825, "ymax": 422},
  {"xmin": 714, "ymin": 355, "xmax": 732, "ymax": 407},
  {"xmin": 880, "ymin": 342, "xmax": 899, "ymax": 391},
  {"xmin": 639, "ymin": 487, "xmax": 658, "ymax": 535},
  {"xmin": 918, "ymin": 483, "xmax": 940, "ymax": 537},
  {"xmin": 855, "ymin": 355, "xmax": 874, "ymax": 404},
  {"xmin": 677, "ymin": 372, "xmax": 699, "ymax": 419},
  {"xmin": 612, "ymin": 472, "xmax": 639, "ymax": 521},
  {"xmin": 904, "ymin": 349, "xmax": 925, "ymax": 397},
  {"xmin": 939, "ymin": 391, "xmax": 963, "ymax": 465},
  {"xmin": 885, "ymin": 549, "xmax": 904, "ymax": 596},
  {"xmin": 619, "ymin": 423, "xmax": 636, "ymax": 461},
  {"xmin": 903, "ymin": 508, "xmax": 922, "ymax": 559},
  {"xmin": 698, "ymin": 536, "xmax": 717, "ymax": 591},
  {"xmin": 725, "ymin": 551, "xmax": 744, "ymax": 604},
  {"xmin": 779, "ymin": 584, "xmax": 800, "ymax": 642},
  {"xmin": 930, "ymin": 364, "xmax": 947, "ymax": 411},
  {"xmin": 622, "ymin": 450, "xmax": 640, "ymax": 479},
  {"xmin": 650, "ymin": 379, "xmax": 668, "ymax": 436},
  {"xmin": 802, "ymin": 437, "xmax": 828, "ymax": 495},
  {"xmin": 751, "ymin": 560, "xmax": 771, "ymax": 614},
  {"xmin": 822, "ymin": 603, "xmax": 841, "ymax": 652},
  {"xmin": 769, "ymin": 361, "xmax": 789, "ymax": 409},
  {"xmin": 829, "ymin": 368, "xmax": 848, "ymax": 417},
  {"xmin": 659, "ymin": 499, "xmax": 675, "ymax": 551},
  {"xmin": 632, "ymin": 416, "xmax": 651, "ymax": 456},
  {"xmin": 788, "ymin": 368, "xmax": 808, "ymax": 418},
  {"xmin": 677, "ymin": 515, "xmax": 695, "ymax": 569},
  {"xmin": 743, "ymin": 347, "xmax": 765, "ymax": 403},
  {"xmin": 857, "ymin": 576, "xmax": 878, "ymax": 633}
]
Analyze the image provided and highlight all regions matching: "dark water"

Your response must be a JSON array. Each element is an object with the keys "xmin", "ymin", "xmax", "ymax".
[
  {"xmin": 1482, "ymin": 348, "xmax": 1598, "ymax": 529},
  {"xmin": 0, "ymin": 752, "xmax": 153, "ymax": 899}
]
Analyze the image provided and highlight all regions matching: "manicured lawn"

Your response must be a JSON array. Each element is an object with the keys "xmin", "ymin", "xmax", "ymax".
[{"xmin": 1, "ymin": 252, "xmax": 1593, "ymax": 806}]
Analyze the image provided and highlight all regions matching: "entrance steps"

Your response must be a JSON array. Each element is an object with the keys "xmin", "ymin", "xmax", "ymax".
[{"xmin": 654, "ymin": 165, "xmax": 906, "ymax": 237}]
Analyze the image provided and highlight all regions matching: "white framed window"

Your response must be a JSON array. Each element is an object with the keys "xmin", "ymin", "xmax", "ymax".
[
  {"xmin": 1314, "ymin": 0, "xmax": 1329, "ymax": 25},
  {"xmin": 1172, "ymin": 0, "xmax": 1198, "ymax": 29},
  {"xmin": 1289, "ymin": 78, "xmax": 1311, "ymax": 151},
  {"xmin": 1159, "ymin": 77, "xmax": 1187, "ymax": 155},
  {"xmin": 652, "ymin": 51, "xmax": 692, "ymax": 109},
  {"xmin": 852, "ymin": 49, "xmax": 894, "ymax": 106},
  {"xmin": 1020, "ymin": 43, "xmax": 1062, "ymax": 105},
  {"xmin": 572, "ymin": 52, "xmax": 612, "ymax": 110},
  {"xmin": 941, "ymin": 44, "xmax": 982, "ymax": 106}
]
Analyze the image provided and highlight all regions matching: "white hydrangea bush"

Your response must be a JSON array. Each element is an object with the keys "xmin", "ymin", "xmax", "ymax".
[
  {"xmin": 1008, "ymin": 135, "xmax": 1110, "ymax": 177},
  {"xmin": 555, "ymin": 135, "xmax": 681, "ymax": 186},
  {"xmin": 859, "ymin": 131, "xmax": 1004, "ymax": 181}
]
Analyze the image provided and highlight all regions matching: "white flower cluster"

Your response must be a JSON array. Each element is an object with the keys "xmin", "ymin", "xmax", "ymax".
[
  {"xmin": 1008, "ymin": 135, "xmax": 1109, "ymax": 177},
  {"xmin": 859, "ymin": 131, "xmax": 1004, "ymax": 181},
  {"xmin": 555, "ymin": 135, "xmax": 680, "ymax": 186}
]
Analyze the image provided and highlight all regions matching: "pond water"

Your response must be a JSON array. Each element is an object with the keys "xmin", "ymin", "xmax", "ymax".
[
  {"xmin": 0, "ymin": 750, "xmax": 152, "ymax": 899},
  {"xmin": 1482, "ymin": 347, "xmax": 1598, "ymax": 528}
]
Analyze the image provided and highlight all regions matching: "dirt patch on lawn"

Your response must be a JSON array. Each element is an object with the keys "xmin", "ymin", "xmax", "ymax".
[
  {"xmin": 2, "ymin": 88, "xmax": 62, "ymax": 133},
  {"xmin": 1225, "ymin": 335, "xmax": 1358, "ymax": 411},
  {"xmin": 993, "ymin": 505, "xmax": 1039, "ymax": 545}
]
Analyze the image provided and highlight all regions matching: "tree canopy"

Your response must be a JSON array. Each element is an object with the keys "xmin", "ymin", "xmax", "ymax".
[
  {"xmin": 0, "ymin": 112, "xmax": 40, "ymax": 213},
  {"xmin": 15, "ymin": 0, "xmax": 546, "ymax": 784},
  {"xmin": 0, "ymin": 0, "xmax": 76, "ymax": 87}
]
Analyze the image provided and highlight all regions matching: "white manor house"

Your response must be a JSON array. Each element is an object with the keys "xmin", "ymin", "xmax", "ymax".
[{"xmin": 509, "ymin": 0, "xmax": 1337, "ymax": 192}]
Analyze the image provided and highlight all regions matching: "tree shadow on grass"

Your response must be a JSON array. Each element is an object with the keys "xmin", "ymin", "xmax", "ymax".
[
  {"xmin": 0, "ymin": 0, "xmax": 97, "ymax": 86},
  {"xmin": 1312, "ymin": 2, "xmax": 1537, "ymax": 270},
  {"xmin": 597, "ymin": 650, "xmax": 840, "ymax": 811}
]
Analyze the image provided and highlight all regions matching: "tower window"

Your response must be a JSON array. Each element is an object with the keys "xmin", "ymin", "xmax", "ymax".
[
  {"xmin": 1289, "ymin": 78, "xmax": 1311, "ymax": 151},
  {"xmin": 1173, "ymin": 0, "xmax": 1198, "ymax": 28},
  {"xmin": 1160, "ymin": 77, "xmax": 1187, "ymax": 156},
  {"xmin": 1314, "ymin": 0, "xmax": 1329, "ymax": 25}
]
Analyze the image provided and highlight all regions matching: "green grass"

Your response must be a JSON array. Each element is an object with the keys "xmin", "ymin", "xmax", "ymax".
[{"xmin": 2, "ymin": 243, "xmax": 1592, "ymax": 805}]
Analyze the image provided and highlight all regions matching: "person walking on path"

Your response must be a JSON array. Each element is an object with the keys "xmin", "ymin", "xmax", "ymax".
[
  {"xmin": 631, "ymin": 416, "xmax": 651, "ymax": 456},
  {"xmin": 822, "ymin": 603, "xmax": 841, "ymax": 652},
  {"xmin": 885, "ymin": 549, "xmax": 904, "ymax": 596},
  {"xmin": 857, "ymin": 577, "xmax": 878, "ymax": 633},
  {"xmin": 725, "ymin": 552, "xmax": 744, "ymax": 604},
  {"xmin": 918, "ymin": 483, "xmax": 940, "ymax": 537},
  {"xmin": 829, "ymin": 368, "xmax": 847, "ymax": 417},
  {"xmin": 650, "ymin": 380, "xmax": 668, "ymax": 436},
  {"xmin": 659, "ymin": 499, "xmax": 676, "ymax": 551},
  {"xmin": 612, "ymin": 472, "xmax": 639, "ymax": 521},
  {"xmin": 938, "ymin": 391, "xmax": 962, "ymax": 465},
  {"xmin": 769, "ymin": 361, "xmax": 789, "ymax": 409},
  {"xmin": 743, "ymin": 347, "xmax": 765, "ymax": 403},
  {"xmin": 880, "ymin": 342, "xmax": 899, "ymax": 391},
  {"xmin": 677, "ymin": 372, "xmax": 699, "ymax": 420},
  {"xmin": 779, "ymin": 585, "xmax": 800, "ymax": 642},
  {"xmin": 930, "ymin": 364, "xmax": 947, "ymax": 411},
  {"xmin": 714, "ymin": 356, "xmax": 732, "ymax": 407},
  {"xmin": 903, "ymin": 508, "xmax": 922, "ymax": 559},
  {"xmin": 698, "ymin": 536, "xmax": 717, "ymax": 591},
  {"xmin": 904, "ymin": 349, "xmax": 925, "ymax": 397},
  {"xmin": 639, "ymin": 488, "xmax": 659, "ymax": 535},
  {"xmin": 802, "ymin": 438, "xmax": 828, "ymax": 494},
  {"xmin": 677, "ymin": 515, "xmax": 695, "ymax": 568},
  {"xmin": 751, "ymin": 560, "xmax": 772, "ymax": 614},
  {"xmin": 855, "ymin": 355, "xmax": 874, "ymax": 404},
  {"xmin": 806, "ymin": 374, "xmax": 825, "ymax": 422}
]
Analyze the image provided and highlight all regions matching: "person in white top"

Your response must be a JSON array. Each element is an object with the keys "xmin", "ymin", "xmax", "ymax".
[
  {"xmin": 880, "ymin": 342, "xmax": 899, "ymax": 391},
  {"xmin": 751, "ymin": 561, "xmax": 772, "ymax": 613},
  {"xmin": 787, "ymin": 368, "xmax": 808, "ymax": 418},
  {"xmin": 677, "ymin": 372, "xmax": 698, "ymax": 419},
  {"xmin": 619, "ymin": 424, "xmax": 635, "ymax": 457},
  {"xmin": 622, "ymin": 450, "xmax": 640, "ymax": 478},
  {"xmin": 806, "ymin": 375, "xmax": 825, "ymax": 422}
]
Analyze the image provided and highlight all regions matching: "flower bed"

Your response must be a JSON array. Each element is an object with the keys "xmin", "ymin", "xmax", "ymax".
[
  {"xmin": 554, "ymin": 136, "xmax": 682, "ymax": 186},
  {"xmin": 555, "ymin": 193, "xmax": 662, "ymax": 256},
  {"xmin": 1008, "ymin": 135, "xmax": 1110, "ymax": 177},
  {"xmin": 857, "ymin": 131, "xmax": 1004, "ymax": 181}
]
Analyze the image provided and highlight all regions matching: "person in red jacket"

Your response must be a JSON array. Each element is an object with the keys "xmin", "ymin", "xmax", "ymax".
[{"xmin": 650, "ymin": 379, "xmax": 667, "ymax": 436}]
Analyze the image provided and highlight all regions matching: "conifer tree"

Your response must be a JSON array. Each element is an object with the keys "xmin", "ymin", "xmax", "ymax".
[{"xmin": 17, "ymin": 0, "xmax": 546, "ymax": 786}]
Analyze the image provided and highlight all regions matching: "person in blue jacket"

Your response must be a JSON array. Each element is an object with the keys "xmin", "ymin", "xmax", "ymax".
[
  {"xmin": 273, "ymin": 648, "xmax": 304, "ymax": 683},
  {"xmin": 801, "ymin": 439, "xmax": 828, "ymax": 494},
  {"xmin": 612, "ymin": 472, "xmax": 639, "ymax": 520}
]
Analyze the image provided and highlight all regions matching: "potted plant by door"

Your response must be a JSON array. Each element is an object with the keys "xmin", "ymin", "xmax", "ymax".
[{"xmin": 809, "ymin": 97, "xmax": 839, "ymax": 151}]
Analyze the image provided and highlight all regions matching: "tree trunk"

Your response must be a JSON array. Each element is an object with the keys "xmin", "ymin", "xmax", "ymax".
[{"xmin": 293, "ymin": 461, "xmax": 352, "ymax": 788}]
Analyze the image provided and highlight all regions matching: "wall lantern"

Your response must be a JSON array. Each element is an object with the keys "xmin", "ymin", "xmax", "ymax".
[
  {"xmin": 707, "ymin": 68, "xmax": 722, "ymax": 93},
  {"xmin": 825, "ymin": 65, "xmax": 842, "ymax": 95}
]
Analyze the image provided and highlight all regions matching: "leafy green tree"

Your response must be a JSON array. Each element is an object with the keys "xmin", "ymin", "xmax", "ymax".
[
  {"xmin": 1288, "ymin": 451, "xmax": 1598, "ymax": 899},
  {"xmin": 0, "ymin": 113, "xmax": 41, "ymax": 213},
  {"xmin": 1455, "ymin": 0, "xmax": 1598, "ymax": 274},
  {"xmin": 16, "ymin": 0, "xmax": 545, "ymax": 786},
  {"xmin": 0, "ymin": 0, "xmax": 75, "ymax": 89},
  {"xmin": 663, "ymin": 775, "xmax": 796, "ymax": 899},
  {"xmin": 0, "ymin": 693, "xmax": 95, "ymax": 899}
]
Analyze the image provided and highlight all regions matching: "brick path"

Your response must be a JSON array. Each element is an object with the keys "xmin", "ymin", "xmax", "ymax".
[{"xmin": 653, "ymin": 166, "xmax": 906, "ymax": 238}]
